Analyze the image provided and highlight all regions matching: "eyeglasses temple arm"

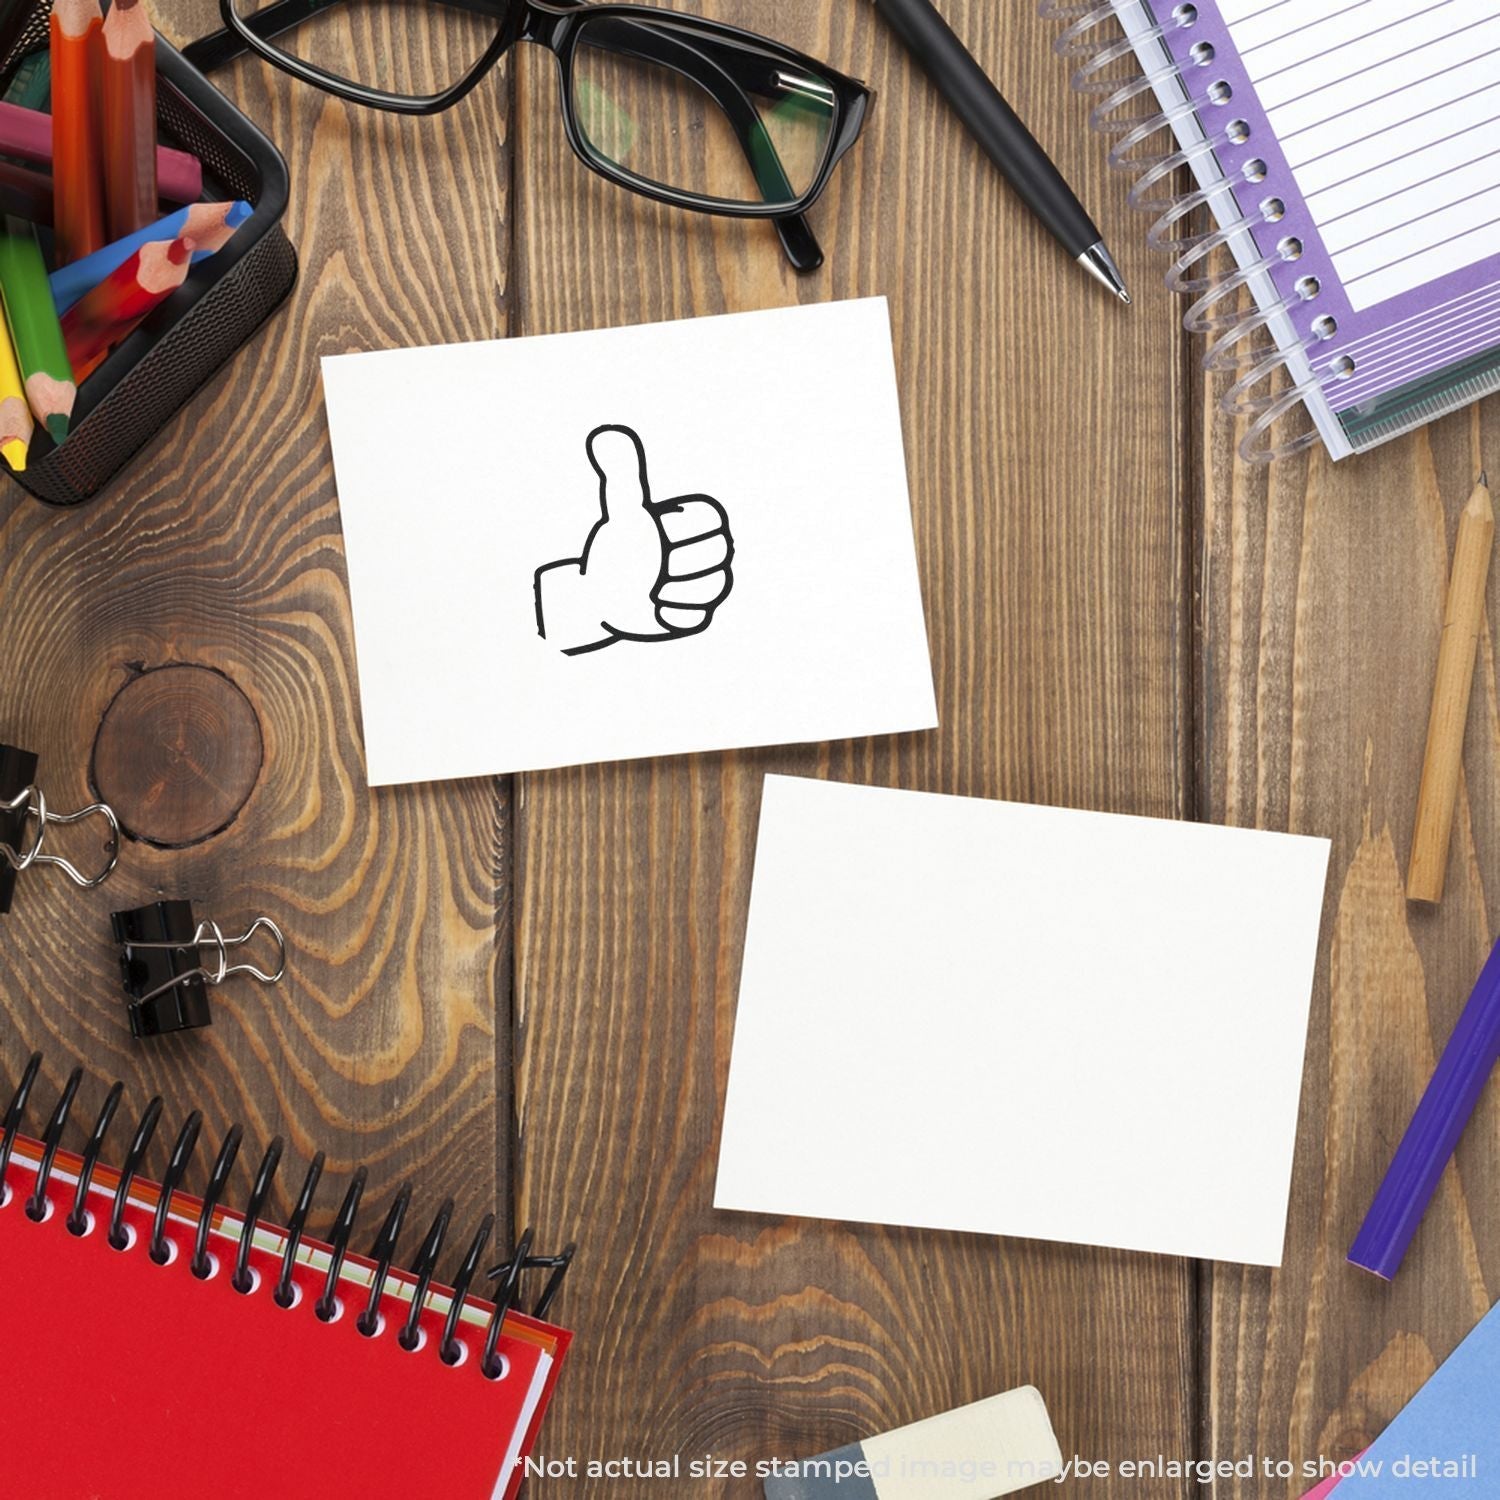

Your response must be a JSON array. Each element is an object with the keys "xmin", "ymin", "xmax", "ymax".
[
  {"xmin": 182, "ymin": 0, "xmax": 292, "ymax": 74},
  {"xmin": 181, "ymin": 2, "xmax": 824, "ymax": 272}
]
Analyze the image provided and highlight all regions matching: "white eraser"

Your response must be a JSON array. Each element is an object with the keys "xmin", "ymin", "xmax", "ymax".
[
  {"xmin": 764, "ymin": 1385, "xmax": 1063, "ymax": 1500},
  {"xmin": 863, "ymin": 1387, "xmax": 1063, "ymax": 1499}
]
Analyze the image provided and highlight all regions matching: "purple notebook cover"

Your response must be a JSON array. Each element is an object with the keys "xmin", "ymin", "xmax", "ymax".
[{"xmin": 1143, "ymin": 0, "xmax": 1500, "ymax": 421}]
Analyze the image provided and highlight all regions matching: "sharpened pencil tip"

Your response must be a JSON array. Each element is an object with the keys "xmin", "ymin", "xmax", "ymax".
[
  {"xmin": 45, "ymin": 415, "xmax": 67, "ymax": 445},
  {"xmin": 1481, "ymin": 469, "xmax": 1489, "ymax": 488}
]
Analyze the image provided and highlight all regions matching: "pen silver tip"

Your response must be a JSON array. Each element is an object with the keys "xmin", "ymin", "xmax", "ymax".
[{"xmin": 1078, "ymin": 241, "xmax": 1131, "ymax": 304}]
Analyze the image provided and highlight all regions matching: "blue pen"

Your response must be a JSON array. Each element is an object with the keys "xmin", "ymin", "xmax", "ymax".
[{"xmin": 50, "ymin": 200, "xmax": 252, "ymax": 314}]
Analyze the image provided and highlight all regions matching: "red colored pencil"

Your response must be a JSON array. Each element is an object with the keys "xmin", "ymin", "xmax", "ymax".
[
  {"xmin": 51, "ymin": 0, "xmax": 106, "ymax": 263},
  {"xmin": 62, "ymin": 235, "xmax": 192, "ymax": 382},
  {"xmin": 101, "ymin": 0, "xmax": 158, "ymax": 241}
]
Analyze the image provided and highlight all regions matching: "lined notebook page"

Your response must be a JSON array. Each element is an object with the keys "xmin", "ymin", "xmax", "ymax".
[{"xmin": 1220, "ymin": 0, "xmax": 1500, "ymax": 310}]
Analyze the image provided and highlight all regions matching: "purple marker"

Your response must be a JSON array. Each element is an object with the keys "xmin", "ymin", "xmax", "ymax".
[{"xmin": 1349, "ymin": 935, "xmax": 1500, "ymax": 1279}]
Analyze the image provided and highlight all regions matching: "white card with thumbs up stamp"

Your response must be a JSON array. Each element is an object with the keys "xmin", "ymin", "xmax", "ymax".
[{"xmin": 323, "ymin": 297, "xmax": 938, "ymax": 785}]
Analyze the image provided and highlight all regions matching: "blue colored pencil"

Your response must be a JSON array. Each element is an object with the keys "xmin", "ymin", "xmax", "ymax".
[
  {"xmin": 50, "ymin": 199, "xmax": 251, "ymax": 313},
  {"xmin": 1348, "ymin": 935, "xmax": 1500, "ymax": 1279}
]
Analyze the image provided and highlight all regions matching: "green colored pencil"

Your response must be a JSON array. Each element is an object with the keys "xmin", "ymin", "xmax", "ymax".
[{"xmin": 0, "ymin": 217, "xmax": 75, "ymax": 443}]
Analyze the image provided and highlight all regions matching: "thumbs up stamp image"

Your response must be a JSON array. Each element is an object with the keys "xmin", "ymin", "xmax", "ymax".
[{"xmin": 534, "ymin": 425, "xmax": 735, "ymax": 656}]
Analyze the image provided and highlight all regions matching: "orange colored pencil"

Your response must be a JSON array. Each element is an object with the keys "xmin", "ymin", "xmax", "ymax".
[
  {"xmin": 101, "ymin": 0, "xmax": 157, "ymax": 241},
  {"xmin": 62, "ymin": 235, "xmax": 192, "ymax": 382},
  {"xmin": 50, "ymin": 0, "xmax": 106, "ymax": 264}
]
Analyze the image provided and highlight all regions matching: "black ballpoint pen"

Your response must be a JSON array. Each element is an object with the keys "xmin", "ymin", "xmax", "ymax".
[{"xmin": 871, "ymin": 0, "xmax": 1131, "ymax": 303}]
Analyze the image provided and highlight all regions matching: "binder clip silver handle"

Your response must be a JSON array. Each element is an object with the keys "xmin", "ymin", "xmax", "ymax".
[
  {"xmin": 112, "ymin": 901, "xmax": 288, "ymax": 1040},
  {"xmin": 1, "ymin": 785, "xmax": 121, "ymax": 890},
  {"xmin": 124, "ymin": 917, "xmax": 288, "ymax": 1007}
]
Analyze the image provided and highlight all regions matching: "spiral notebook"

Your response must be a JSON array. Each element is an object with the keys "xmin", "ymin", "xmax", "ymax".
[
  {"xmin": 1053, "ymin": 0, "xmax": 1500, "ymax": 462},
  {"xmin": 0, "ymin": 1057, "xmax": 573, "ymax": 1500}
]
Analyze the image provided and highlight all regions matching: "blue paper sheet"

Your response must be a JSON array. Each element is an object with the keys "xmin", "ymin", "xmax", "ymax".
[{"xmin": 1318, "ymin": 1300, "xmax": 1498, "ymax": 1494}]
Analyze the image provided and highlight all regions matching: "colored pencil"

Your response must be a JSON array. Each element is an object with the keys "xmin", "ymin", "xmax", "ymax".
[
  {"xmin": 62, "ymin": 234, "xmax": 192, "ymax": 381},
  {"xmin": 0, "ymin": 158, "xmax": 57, "ymax": 226},
  {"xmin": 1407, "ymin": 472, "xmax": 1494, "ymax": 903},
  {"xmin": 0, "ymin": 101, "xmax": 201, "ymax": 204},
  {"xmin": 0, "ymin": 162, "xmax": 208, "ymax": 234},
  {"xmin": 0, "ymin": 220, "xmax": 76, "ymax": 442},
  {"xmin": 101, "ymin": 0, "xmax": 158, "ymax": 240},
  {"xmin": 50, "ymin": 0, "xmax": 106, "ymax": 264},
  {"xmin": 0, "ymin": 314, "xmax": 33, "ymax": 471},
  {"xmin": 52, "ymin": 200, "xmax": 249, "ymax": 314},
  {"xmin": 1349, "ymin": 934, "xmax": 1500, "ymax": 1279}
]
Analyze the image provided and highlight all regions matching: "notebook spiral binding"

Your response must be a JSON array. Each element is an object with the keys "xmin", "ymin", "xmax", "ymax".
[
  {"xmin": 1040, "ymin": 0, "xmax": 1331, "ymax": 464},
  {"xmin": 0, "ymin": 1052, "xmax": 576, "ymax": 1379}
]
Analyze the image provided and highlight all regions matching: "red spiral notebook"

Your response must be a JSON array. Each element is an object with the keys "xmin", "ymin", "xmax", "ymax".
[{"xmin": 0, "ymin": 1082, "xmax": 572, "ymax": 1500}]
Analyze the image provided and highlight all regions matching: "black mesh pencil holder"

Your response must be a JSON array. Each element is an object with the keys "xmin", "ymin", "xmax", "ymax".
[{"xmin": 0, "ymin": 23, "xmax": 296, "ymax": 508}]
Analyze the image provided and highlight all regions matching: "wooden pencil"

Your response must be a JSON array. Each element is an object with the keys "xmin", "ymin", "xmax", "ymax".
[
  {"xmin": 51, "ymin": 0, "xmax": 107, "ymax": 264},
  {"xmin": 0, "ymin": 162, "xmax": 212, "ymax": 236},
  {"xmin": 1407, "ymin": 472, "xmax": 1495, "ymax": 904},
  {"xmin": 0, "ymin": 220, "xmax": 76, "ymax": 442},
  {"xmin": 62, "ymin": 234, "xmax": 192, "ymax": 381},
  {"xmin": 0, "ymin": 158, "xmax": 57, "ymax": 226},
  {"xmin": 101, "ymin": 0, "xmax": 158, "ymax": 240},
  {"xmin": 51, "ymin": 200, "xmax": 248, "ymax": 313},
  {"xmin": 0, "ymin": 101, "xmax": 202, "ymax": 204},
  {"xmin": 0, "ymin": 312, "xmax": 33, "ymax": 471}
]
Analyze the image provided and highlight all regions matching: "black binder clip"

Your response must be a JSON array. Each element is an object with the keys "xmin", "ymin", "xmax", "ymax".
[
  {"xmin": 1, "ymin": 742, "xmax": 120, "ymax": 916},
  {"xmin": 111, "ymin": 900, "xmax": 287, "ymax": 1039}
]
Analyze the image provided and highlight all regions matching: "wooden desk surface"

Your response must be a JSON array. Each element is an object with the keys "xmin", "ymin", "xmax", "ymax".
[{"xmin": 2, "ymin": 2, "xmax": 1496, "ymax": 1494}]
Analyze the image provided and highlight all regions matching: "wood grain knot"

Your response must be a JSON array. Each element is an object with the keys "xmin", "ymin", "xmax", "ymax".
[{"xmin": 92, "ymin": 665, "xmax": 264, "ymax": 847}]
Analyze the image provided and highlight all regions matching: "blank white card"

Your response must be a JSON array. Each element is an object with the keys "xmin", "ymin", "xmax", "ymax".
[{"xmin": 715, "ymin": 777, "xmax": 1331, "ymax": 1267}]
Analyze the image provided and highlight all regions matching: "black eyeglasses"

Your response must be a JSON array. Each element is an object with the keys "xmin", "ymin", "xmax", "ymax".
[{"xmin": 182, "ymin": 0, "xmax": 872, "ymax": 271}]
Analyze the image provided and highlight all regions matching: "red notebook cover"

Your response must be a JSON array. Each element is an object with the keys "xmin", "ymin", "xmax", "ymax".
[{"xmin": 0, "ymin": 1134, "xmax": 571, "ymax": 1499}]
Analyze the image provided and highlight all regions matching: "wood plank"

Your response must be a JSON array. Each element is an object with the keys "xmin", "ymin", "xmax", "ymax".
[
  {"xmin": 0, "ymin": 9, "xmax": 514, "ymax": 1255},
  {"xmin": 1200, "ymin": 361, "xmax": 1500, "ymax": 1485},
  {"xmin": 511, "ymin": 2, "xmax": 1197, "ymax": 1489}
]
